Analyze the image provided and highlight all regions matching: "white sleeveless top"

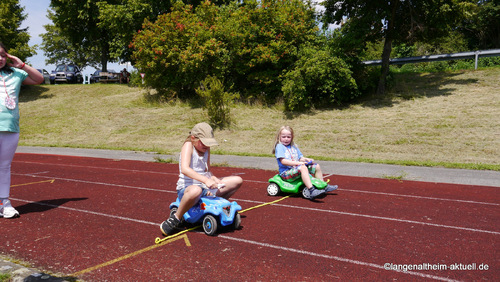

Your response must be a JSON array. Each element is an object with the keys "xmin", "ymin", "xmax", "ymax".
[{"xmin": 176, "ymin": 146, "xmax": 211, "ymax": 190}]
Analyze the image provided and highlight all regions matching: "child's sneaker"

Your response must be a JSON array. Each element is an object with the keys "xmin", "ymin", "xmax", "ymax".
[
  {"xmin": 0, "ymin": 199, "xmax": 19, "ymax": 218},
  {"xmin": 308, "ymin": 187, "xmax": 326, "ymax": 200},
  {"xmin": 0, "ymin": 206, "xmax": 20, "ymax": 218},
  {"xmin": 160, "ymin": 213, "xmax": 181, "ymax": 236},
  {"xmin": 325, "ymin": 184, "xmax": 338, "ymax": 192}
]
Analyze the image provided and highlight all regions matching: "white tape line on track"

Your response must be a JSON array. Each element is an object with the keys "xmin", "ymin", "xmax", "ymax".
[
  {"xmin": 16, "ymin": 160, "xmax": 498, "ymax": 206},
  {"xmin": 218, "ymin": 235, "xmax": 459, "ymax": 282},
  {"xmin": 341, "ymin": 188, "xmax": 500, "ymax": 206},
  {"xmin": 12, "ymin": 173, "xmax": 176, "ymax": 194},
  {"xmin": 241, "ymin": 180, "xmax": 499, "ymax": 206},
  {"xmin": 11, "ymin": 197, "xmax": 159, "ymax": 226},
  {"xmin": 267, "ymin": 202, "xmax": 500, "ymax": 235},
  {"xmin": 9, "ymin": 197, "xmax": 459, "ymax": 282},
  {"xmin": 13, "ymin": 173, "xmax": 499, "ymax": 235},
  {"xmin": 14, "ymin": 160, "xmax": 178, "ymax": 176}
]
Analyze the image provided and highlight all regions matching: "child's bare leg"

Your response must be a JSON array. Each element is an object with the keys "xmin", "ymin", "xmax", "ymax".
[
  {"xmin": 175, "ymin": 185, "xmax": 203, "ymax": 219},
  {"xmin": 300, "ymin": 165, "xmax": 313, "ymax": 188},
  {"xmin": 219, "ymin": 176, "xmax": 243, "ymax": 199},
  {"xmin": 314, "ymin": 164, "xmax": 324, "ymax": 180}
]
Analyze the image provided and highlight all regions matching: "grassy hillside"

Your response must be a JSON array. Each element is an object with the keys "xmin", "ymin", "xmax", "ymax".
[{"xmin": 18, "ymin": 68, "xmax": 500, "ymax": 170}]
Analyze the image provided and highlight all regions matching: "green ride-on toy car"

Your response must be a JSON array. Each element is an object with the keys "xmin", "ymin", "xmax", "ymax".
[{"xmin": 267, "ymin": 174, "xmax": 332, "ymax": 199}]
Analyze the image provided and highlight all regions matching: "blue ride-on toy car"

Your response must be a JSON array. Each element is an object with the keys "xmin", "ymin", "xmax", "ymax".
[{"xmin": 169, "ymin": 192, "xmax": 242, "ymax": 236}]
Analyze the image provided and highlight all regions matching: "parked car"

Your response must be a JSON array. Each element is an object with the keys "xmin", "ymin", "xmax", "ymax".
[
  {"xmin": 36, "ymin": 69, "xmax": 51, "ymax": 84},
  {"xmin": 89, "ymin": 70, "xmax": 102, "ymax": 83},
  {"xmin": 89, "ymin": 69, "xmax": 118, "ymax": 83},
  {"xmin": 50, "ymin": 64, "xmax": 83, "ymax": 84}
]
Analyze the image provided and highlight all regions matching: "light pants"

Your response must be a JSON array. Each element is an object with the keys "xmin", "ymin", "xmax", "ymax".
[{"xmin": 0, "ymin": 132, "xmax": 19, "ymax": 198}]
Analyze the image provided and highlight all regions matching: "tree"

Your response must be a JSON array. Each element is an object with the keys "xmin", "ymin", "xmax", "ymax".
[
  {"xmin": 219, "ymin": 0, "xmax": 320, "ymax": 101},
  {"xmin": 95, "ymin": 0, "xmax": 176, "ymax": 66},
  {"xmin": 460, "ymin": 0, "xmax": 500, "ymax": 49},
  {"xmin": 322, "ymin": 0, "xmax": 476, "ymax": 95},
  {"xmin": 132, "ymin": 0, "xmax": 326, "ymax": 102},
  {"xmin": 43, "ymin": 1, "xmax": 231, "ymax": 71},
  {"xmin": 0, "ymin": 0, "xmax": 37, "ymax": 62},
  {"xmin": 44, "ymin": 0, "xmax": 114, "ymax": 70},
  {"xmin": 40, "ymin": 10, "xmax": 91, "ymax": 67},
  {"xmin": 43, "ymin": 0, "xmax": 176, "ymax": 71},
  {"xmin": 131, "ymin": 1, "xmax": 225, "ymax": 97}
]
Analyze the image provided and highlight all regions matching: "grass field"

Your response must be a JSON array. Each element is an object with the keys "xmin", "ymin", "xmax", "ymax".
[{"xmin": 18, "ymin": 68, "xmax": 499, "ymax": 170}]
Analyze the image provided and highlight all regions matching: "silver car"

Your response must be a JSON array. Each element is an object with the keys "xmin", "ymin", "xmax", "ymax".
[{"xmin": 36, "ymin": 69, "xmax": 51, "ymax": 84}]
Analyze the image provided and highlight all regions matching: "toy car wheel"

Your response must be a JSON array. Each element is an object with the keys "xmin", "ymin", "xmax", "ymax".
[
  {"xmin": 203, "ymin": 215, "xmax": 218, "ymax": 236},
  {"xmin": 301, "ymin": 187, "xmax": 311, "ymax": 199},
  {"xmin": 267, "ymin": 183, "xmax": 280, "ymax": 196},
  {"xmin": 233, "ymin": 213, "xmax": 241, "ymax": 230}
]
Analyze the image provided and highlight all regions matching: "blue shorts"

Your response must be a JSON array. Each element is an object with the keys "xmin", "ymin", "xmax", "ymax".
[
  {"xmin": 177, "ymin": 185, "xmax": 209, "ymax": 200},
  {"xmin": 280, "ymin": 163, "xmax": 317, "ymax": 181}
]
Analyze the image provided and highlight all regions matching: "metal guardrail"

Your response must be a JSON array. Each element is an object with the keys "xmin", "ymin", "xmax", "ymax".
[{"xmin": 362, "ymin": 49, "xmax": 500, "ymax": 69}]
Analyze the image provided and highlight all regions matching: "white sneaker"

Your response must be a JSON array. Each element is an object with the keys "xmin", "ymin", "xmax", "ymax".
[
  {"xmin": 0, "ymin": 206, "xmax": 20, "ymax": 218},
  {"xmin": 1, "ymin": 199, "xmax": 20, "ymax": 218}
]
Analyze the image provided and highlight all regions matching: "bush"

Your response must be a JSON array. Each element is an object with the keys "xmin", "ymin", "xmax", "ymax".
[
  {"xmin": 281, "ymin": 46, "xmax": 360, "ymax": 111},
  {"xmin": 196, "ymin": 75, "xmax": 239, "ymax": 129},
  {"xmin": 131, "ymin": 0, "xmax": 320, "ymax": 105},
  {"xmin": 131, "ymin": 2, "xmax": 227, "ymax": 98}
]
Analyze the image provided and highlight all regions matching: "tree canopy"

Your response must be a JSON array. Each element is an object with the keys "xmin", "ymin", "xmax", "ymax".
[
  {"xmin": 43, "ymin": 0, "xmax": 175, "ymax": 70},
  {"xmin": 0, "ymin": 0, "xmax": 36, "ymax": 62},
  {"xmin": 460, "ymin": 0, "xmax": 500, "ymax": 49},
  {"xmin": 131, "ymin": 0, "xmax": 359, "ymax": 110},
  {"xmin": 322, "ymin": 0, "xmax": 477, "ymax": 95}
]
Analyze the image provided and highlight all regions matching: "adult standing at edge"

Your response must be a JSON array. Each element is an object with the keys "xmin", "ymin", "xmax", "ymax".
[{"xmin": 0, "ymin": 42, "xmax": 44, "ymax": 218}]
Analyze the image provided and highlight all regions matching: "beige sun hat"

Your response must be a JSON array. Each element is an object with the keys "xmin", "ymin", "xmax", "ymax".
[{"xmin": 190, "ymin": 122, "xmax": 218, "ymax": 146}]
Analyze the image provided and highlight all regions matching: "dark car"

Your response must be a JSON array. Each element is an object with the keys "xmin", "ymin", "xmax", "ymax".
[
  {"xmin": 89, "ymin": 69, "xmax": 118, "ymax": 83},
  {"xmin": 89, "ymin": 70, "xmax": 102, "ymax": 83},
  {"xmin": 50, "ymin": 64, "xmax": 83, "ymax": 84},
  {"xmin": 36, "ymin": 69, "xmax": 51, "ymax": 84}
]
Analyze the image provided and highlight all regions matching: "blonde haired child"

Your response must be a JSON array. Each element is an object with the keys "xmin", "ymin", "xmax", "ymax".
[
  {"xmin": 160, "ymin": 122, "xmax": 243, "ymax": 235},
  {"xmin": 273, "ymin": 126, "xmax": 337, "ymax": 200}
]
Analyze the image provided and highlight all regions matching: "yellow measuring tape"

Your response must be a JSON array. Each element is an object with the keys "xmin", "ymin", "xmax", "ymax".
[
  {"xmin": 154, "ymin": 195, "xmax": 291, "ymax": 244},
  {"xmin": 155, "ymin": 225, "xmax": 200, "ymax": 244},
  {"xmin": 74, "ymin": 234, "xmax": 190, "ymax": 276},
  {"xmin": 239, "ymin": 195, "xmax": 290, "ymax": 213},
  {"xmin": 73, "ymin": 195, "xmax": 293, "ymax": 277}
]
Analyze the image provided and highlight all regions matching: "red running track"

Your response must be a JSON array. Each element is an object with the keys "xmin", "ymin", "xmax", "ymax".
[{"xmin": 1, "ymin": 153, "xmax": 498, "ymax": 281}]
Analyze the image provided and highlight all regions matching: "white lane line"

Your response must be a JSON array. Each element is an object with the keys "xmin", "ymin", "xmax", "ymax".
[
  {"xmin": 219, "ymin": 235, "xmax": 460, "ymax": 282},
  {"xmin": 15, "ymin": 160, "xmax": 499, "ymax": 206},
  {"xmin": 263, "ymin": 201, "xmax": 500, "ymax": 235},
  {"xmin": 12, "ymin": 197, "xmax": 158, "ymax": 226},
  {"xmin": 341, "ymin": 188, "xmax": 500, "ymax": 206},
  {"xmin": 12, "ymin": 173, "xmax": 175, "ymax": 194},
  {"xmin": 13, "ymin": 173, "xmax": 499, "ymax": 235},
  {"xmin": 14, "ymin": 160, "xmax": 178, "ymax": 176},
  {"xmin": 9, "ymin": 197, "xmax": 460, "ymax": 282},
  {"xmin": 244, "ymin": 179, "xmax": 499, "ymax": 206}
]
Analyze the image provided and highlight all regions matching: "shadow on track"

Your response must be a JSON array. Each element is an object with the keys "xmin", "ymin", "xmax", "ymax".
[{"xmin": 16, "ymin": 198, "xmax": 88, "ymax": 214}]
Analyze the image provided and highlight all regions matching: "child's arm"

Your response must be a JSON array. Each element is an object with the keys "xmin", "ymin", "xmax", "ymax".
[
  {"xmin": 299, "ymin": 157, "xmax": 314, "ymax": 163},
  {"xmin": 206, "ymin": 152, "xmax": 222, "ymax": 184},
  {"xmin": 179, "ymin": 142, "xmax": 217, "ymax": 188},
  {"xmin": 279, "ymin": 158, "xmax": 307, "ymax": 167},
  {"xmin": 7, "ymin": 53, "xmax": 44, "ymax": 85}
]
